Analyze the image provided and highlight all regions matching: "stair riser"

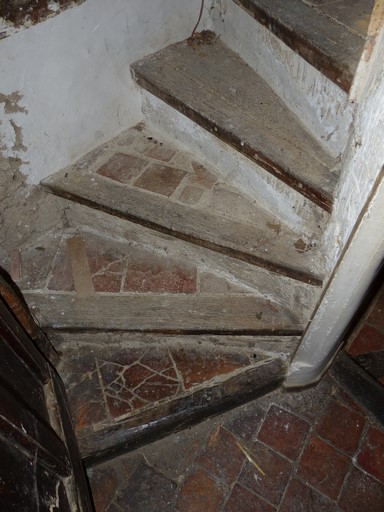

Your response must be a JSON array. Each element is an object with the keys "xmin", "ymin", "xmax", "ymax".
[
  {"xmin": 210, "ymin": 0, "xmax": 354, "ymax": 158},
  {"xmin": 142, "ymin": 90, "xmax": 328, "ymax": 237}
]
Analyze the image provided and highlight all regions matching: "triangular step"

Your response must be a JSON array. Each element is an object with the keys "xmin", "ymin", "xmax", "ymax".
[
  {"xmin": 233, "ymin": 0, "xmax": 373, "ymax": 92},
  {"xmin": 131, "ymin": 36, "xmax": 338, "ymax": 212},
  {"xmin": 9, "ymin": 200, "xmax": 317, "ymax": 334},
  {"xmin": 53, "ymin": 332, "xmax": 296, "ymax": 465},
  {"xmin": 42, "ymin": 124, "xmax": 324, "ymax": 285}
]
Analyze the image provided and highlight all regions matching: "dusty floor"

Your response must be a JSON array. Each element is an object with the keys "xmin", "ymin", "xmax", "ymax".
[{"xmin": 87, "ymin": 373, "xmax": 384, "ymax": 512}]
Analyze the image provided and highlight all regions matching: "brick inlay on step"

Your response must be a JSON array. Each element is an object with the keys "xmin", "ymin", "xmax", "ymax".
[
  {"xmin": 97, "ymin": 153, "xmax": 147, "ymax": 183},
  {"xmin": 133, "ymin": 163, "xmax": 187, "ymax": 196}
]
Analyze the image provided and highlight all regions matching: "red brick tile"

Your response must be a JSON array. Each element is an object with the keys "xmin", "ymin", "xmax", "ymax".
[
  {"xmin": 297, "ymin": 435, "xmax": 350, "ymax": 500},
  {"xmin": 171, "ymin": 346, "xmax": 251, "ymax": 389},
  {"xmin": 133, "ymin": 163, "xmax": 187, "ymax": 196},
  {"xmin": 357, "ymin": 426, "xmax": 384, "ymax": 483},
  {"xmin": 124, "ymin": 250, "xmax": 197, "ymax": 294},
  {"xmin": 339, "ymin": 466, "xmax": 384, "ymax": 512},
  {"xmin": 143, "ymin": 142, "xmax": 176, "ymax": 162},
  {"xmin": 97, "ymin": 153, "xmax": 147, "ymax": 183},
  {"xmin": 238, "ymin": 440, "xmax": 291, "ymax": 506},
  {"xmin": 258, "ymin": 405, "xmax": 310, "ymax": 460},
  {"xmin": 223, "ymin": 483, "xmax": 275, "ymax": 512},
  {"xmin": 280, "ymin": 478, "xmax": 336, "ymax": 512},
  {"xmin": 134, "ymin": 373, "xmax": 180, "ymax": 403},
  {"xmin": 99, "ymin": 354, "xmax": 180, "ymax": 417},
  {"xmin": 179, "ymin": 185, "xmax": 204, "ymax": 204},
  {"xmin": 223, "ymin": 403, "xmax": 267, "ymax": 450},
  {"xmin": 88, "ymin": 465, "xmax": 119, "ymax": 512},
  {"xmin": 67, "ymin": 371, "xmax": 108, "ymax": 433},
  {"xmin": 191, "ymin": 161, "xmax": 217, "ymax": 188},
  {"xmin": 177, "ymin": 468, "xmax": 225, "ymax": 512},
  {"xmin": 348, "ymin": 325, "xmax": 384, "ymax": 356},
  {"xmin": 316, "ymin": 399, "xmax": 365, "ymax": 455},
  {"xmin": 196, "ymin": 427, "xmax": 245, "ymax": 486},
  {"xmin": 117, "ymin": 461, "xmax": 177, "ymax": 511}
]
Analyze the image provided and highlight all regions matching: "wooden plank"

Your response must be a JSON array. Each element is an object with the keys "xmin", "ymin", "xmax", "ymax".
[
  {"xmin": 24, "ymin": 293, "xmax": 304, "ymax": 334},
  {"xmin": 233, "ymin": 0, "xmax": 366, "ymax": 91},
  {"xmin": 132, "ymin": 37, "xmax": 338, "ymax": 211},
  {"xmin": 42, "ymin": 172, "xmax": 324, "ymax": 286},
  {"xmin": 80, "ymin": 357, "xmax": 286, "ymax": 465},
  {"xmin": 67, "ymin": 236, "xmax": 95, "ymax": 298}
]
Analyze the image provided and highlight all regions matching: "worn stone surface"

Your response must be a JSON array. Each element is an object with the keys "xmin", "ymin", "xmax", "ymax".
[{"xmin": 87, "ymin": 374, "xmax": 384, "ymax": 511}]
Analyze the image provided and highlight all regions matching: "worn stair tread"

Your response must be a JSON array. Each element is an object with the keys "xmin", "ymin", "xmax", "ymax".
[
  {"xmin": 233, "ymin": 0, "xmax": 371, "ymax": 92},
  {"xmin": 42, "ymin": 124, "xmax": 324, "ymax": 286},
  {"xmin": 132, "ymin": 37, "xmax": 338, "ymax": 211},
  {"xmin": 54, "ymin": 333, "xmax": 290, "ymax": 464},
  {"xmin": 25, "ymin": 292, "xmax": 304, "ymax": 334}
]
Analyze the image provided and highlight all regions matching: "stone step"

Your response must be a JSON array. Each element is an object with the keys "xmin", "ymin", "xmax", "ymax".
[
  {"xmin": 232, "ymin": 0, "xmax": 372, "ymax": 92},
  {"xmin": 53, "ymin": 332, "xmax": 296, "ymax": 465},
  {"xmin": 42, "ymin": 123, "xmax": 324, "ymax": 286},
  {"xmin": 132, "ymin": 35, "xmax": 338, "ymax": 212}
]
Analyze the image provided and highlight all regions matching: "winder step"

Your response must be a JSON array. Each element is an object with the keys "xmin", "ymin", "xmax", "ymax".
[
  {"xmin": 132, "ymin": 35, "xmax": 338, "ymax": 212},
  {"xmin": 54, "ymin": 332, "xmax": 296, "ymax": 465},
  {"xmin": 42, "ymin": 123, "xmax": 324, "ymax": 285},
  {"xmin": 15, "ymin": 201, "xmax": 311, "ymax": 334},
  {"xmin": 233, "ymin": 0, "xmax": 373, "ymax": 92}
]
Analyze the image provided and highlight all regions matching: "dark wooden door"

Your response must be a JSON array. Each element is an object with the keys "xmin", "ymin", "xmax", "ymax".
[{"xmin": 0, "ymin": 271, "xmax": 94, "ymax": 511}]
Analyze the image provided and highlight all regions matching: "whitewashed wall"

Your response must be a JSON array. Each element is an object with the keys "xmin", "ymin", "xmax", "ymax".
[{"xmin": 0, "ymin": 0, "xmax": 209, "ymax": 184}]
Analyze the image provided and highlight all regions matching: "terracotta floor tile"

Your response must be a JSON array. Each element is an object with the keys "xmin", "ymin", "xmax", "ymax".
[
  {"xmin": 179, "ymin": 184, "xmax": 204, "ymax": 205},
  {"xmin": 196, "ymin": 427, "xmax": 245, "ymax": 486},
  {"xmin": 279, "ymin": 478, "xmax": 337, "ymax": 512},
  {"xmin": 191, "ymin": 161, "xmax": 217, "ymax": 188},
  {"xmin": 339, "ymin": 466, "xmax": 384, "ymax": 512},
  {"xmin": 223, "ymin": 402, "xmax": 267, "ymax": 450},
  {"xmin": 171, "ymin": 346, "xmax": 251, "ymax": 389},
  {"xmin": 348, "ymin": 324, "xmax": 384, "ymax": 356},
  {"xmin": 124, "ymin": 249, "xmax": 197, "ymax": 294},
  {"xmin": 223, "ymin": 483, "xmax": 275, "ymax": 512},
  {"xmin": 117, "ymin": 461, "xmax": 177, "ymax": 512},
  {"xmin": 87, "ymin": 465, "xmax": 119, "ymax": 512},
  {"xmin": 297, "ymin": 435, "xmax": 350, "ymax": 500},
  {"xmin": 133, "ymin": 163, "xmax": 187, "ymax": 196},
  {"xmin": 238, "ymin": 440, "xmax": 291, "ymax": 506},
  {"xmin": 316, "ymin": 399, "xmax": 365, "ymax": 455},
  {"xmin": 143, "ymin": 141, "xmax": 177, "ymax": 162},
  {"xmin": 257, "ymin": 404, "xmax": 310, "ymax": 460},
  {"xmin": 357, "ymin": 426, "xmax": 384, "ymax": 483},
  {"xmin": 177, "ymin": 468, "xmax": 226, "ymax": 512},
  {"xmin": 97, "ymin": 153, "xmax": 147, "ymax": 183},
  {"xmin": 66, "ymin": 371, "xmax": 108, "ymax": 432}
]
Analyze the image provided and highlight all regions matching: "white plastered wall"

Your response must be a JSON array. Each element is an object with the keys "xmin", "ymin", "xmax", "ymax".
[
  {"xmin": 0, "ymin": 0, "xmax": 210, "ymax": 184},
  {"xmin": 286, "ymin": 27, "xmax": 384, "ymax": 387}
]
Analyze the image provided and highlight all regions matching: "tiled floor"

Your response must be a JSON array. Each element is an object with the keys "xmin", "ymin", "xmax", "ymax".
[{"xmin": 87, "ymin": 374, "xmax": 384, "ymax": 511}]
